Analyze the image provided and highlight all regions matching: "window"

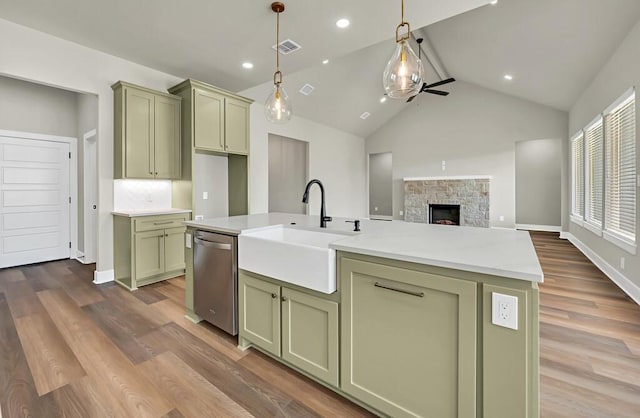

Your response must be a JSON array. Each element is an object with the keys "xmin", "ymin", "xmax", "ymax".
[
  {"xmin": 584, "ymin": 117, "xmax": 604, "ymax": 234},
  {"xmin": 604, "ymin": 89, "xmax": 636, "ymax": 253},
  {"xmin": 570, "ymin": 132, "xmax": 585, "ymax": 222}
]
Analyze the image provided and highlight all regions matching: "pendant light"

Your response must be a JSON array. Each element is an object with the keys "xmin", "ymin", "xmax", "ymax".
[
  {"xmin": 382, "ymin": 0, "xmax": 424, "ymax": 99},
  {"xmin": 265, "ymin": 2, "xmax": 292, "ymax": 123}
]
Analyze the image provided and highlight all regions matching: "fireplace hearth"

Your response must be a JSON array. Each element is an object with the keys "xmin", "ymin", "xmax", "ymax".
[{"xmin": 429, "ymin": 204, "xmax": 460, "ymax": 226}]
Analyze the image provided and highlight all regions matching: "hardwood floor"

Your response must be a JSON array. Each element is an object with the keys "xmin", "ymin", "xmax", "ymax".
[
  {"xmin": 0, "ymin": 232, "xmax": 638, "ymax": 417},
  {"xmin": 532, "ymin": 232, "xmax": 640, "ymax": 418}
]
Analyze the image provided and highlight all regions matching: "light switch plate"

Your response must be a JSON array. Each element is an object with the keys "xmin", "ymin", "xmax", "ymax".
[
  {"xmin": 202, "ymin": 191, "xmax": 208, "ymax": 200},
  {"xmin": 492, "ymin": 292, "xmax": 518, "ymax": 330},
  {"xmin": 185, "ymin": 233, "xmax": 192, "ymax": 249}
]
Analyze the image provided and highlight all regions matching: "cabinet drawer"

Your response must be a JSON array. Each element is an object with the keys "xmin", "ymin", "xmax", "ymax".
[{"xmin": 134, "ymin": 214, "xmax": 188, "ymax": 232}]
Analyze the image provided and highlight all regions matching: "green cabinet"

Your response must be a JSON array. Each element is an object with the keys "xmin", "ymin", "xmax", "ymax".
[
  {"xmin": 340, "ymin": 256, "xmax": 478, "ymax": 418},
  {"xmin": 170, "ymin": 79, "xmax": 251, "ymax": 156},
  {"xmin": 113, "ymin": 81, "xmax": 181, "ymax": 179},
  {"xmin": 239, "ymin": 271, "xmax": 339, "ymax": 387},
  {"xmin": 114, "ymin": 213, "xmax": 189, "ymax": 290}
]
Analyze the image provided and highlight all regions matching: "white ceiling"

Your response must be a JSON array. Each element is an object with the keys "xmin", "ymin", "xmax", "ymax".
[{"xmin": 1, "ymin": 0, "xmax": 640, "ymax": 137}]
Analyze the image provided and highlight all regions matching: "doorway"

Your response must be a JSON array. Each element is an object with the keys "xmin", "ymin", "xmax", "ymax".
[
  {"xmin": 83, "ymin": 129, "xmax": 98, "ymax": 263},
  {"xmin": 268, "ymin": 134, "xmax": 308, "ymax": 214}
]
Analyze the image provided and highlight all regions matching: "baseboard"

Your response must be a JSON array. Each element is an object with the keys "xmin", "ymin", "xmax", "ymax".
[
  {"xmin": 93, "ymin": 269, "xmax": 114, "ymax": 285},
  {"xmin": 559, "ymin": 231, "xmax": 571, "ymax": 240},
  {"xmin": 564, "ymin": 232, "xmax": 640, "ymax": 305},
  {"xmin": 516, "ymin": 224, "xmax": 561, "ymax": 232}
]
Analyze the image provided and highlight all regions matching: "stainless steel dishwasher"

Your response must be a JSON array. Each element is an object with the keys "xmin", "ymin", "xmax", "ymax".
[{"xmin": 193, "ymin": 230, "xmax": 238, "ymax": 335}]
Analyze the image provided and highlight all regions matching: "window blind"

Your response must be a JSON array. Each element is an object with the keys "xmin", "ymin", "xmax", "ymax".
[
  {"xmin": 604, "ymin": 93, "xmax": 635, "ymax": 243},
  {"xmin": 585, "ymin": 119, "xmax": 603, "ymax": 229},
  {"xmin": 571, "ymin": 134, "xmax": 585, "ymax": 218}
]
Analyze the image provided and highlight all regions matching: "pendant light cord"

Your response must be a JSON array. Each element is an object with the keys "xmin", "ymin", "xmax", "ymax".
[
  {"xmin": 274, "ymin": 8, "xmax": 282, "ymax": 86},
  {"xmin": 396, "ymin": 0, "xmax": 410, "ymax": 42}
]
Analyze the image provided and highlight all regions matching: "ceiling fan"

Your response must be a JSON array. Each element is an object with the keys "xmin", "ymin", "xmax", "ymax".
[{"xmin": 406, "ymin": 38, "xmax": 455, "ymax": 103}]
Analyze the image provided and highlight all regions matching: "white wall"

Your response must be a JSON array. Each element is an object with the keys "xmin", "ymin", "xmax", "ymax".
[
  {"xmin": 240, "ymin": 85, "xmax": 367, "ymax": 219},
  {"xmin": 0, "ymin": 18, "xmax": 183, "ymax": 274},
  {"xmin": 366, "ymin": 81, "xmax": 568, "ymax": 228},
  {"xmin": 515, "ymin": 138, "xmax": 562, "ymax": 227},
  {"xmin": 568, "ymin": 19, "xmax": 640, "ymax": 288},
  {"xmin": 0, "ymin": 75, "xmax": 78, "ymax": 137}
]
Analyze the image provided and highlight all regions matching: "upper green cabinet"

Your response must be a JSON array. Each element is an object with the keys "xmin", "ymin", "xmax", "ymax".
[
  {"xmin": 169, "ymin": 79, "xmax": 252, "ymax": 155},
  {"xmin": 112, "ymin": 81, "xmax": 181, "ymax": 179}
]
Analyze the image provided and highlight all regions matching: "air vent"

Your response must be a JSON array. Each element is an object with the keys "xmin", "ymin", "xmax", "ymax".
[
  {"xmin": 299, "ymin": 84, "xmax": 315, "ymax": 96},
  {"xmin": 360, "ymin": 112, "xmax": 371, "ymax": 120},
  {"xmin": 272, "ymin": 39, "xmax": 302, "ymax": 55}
]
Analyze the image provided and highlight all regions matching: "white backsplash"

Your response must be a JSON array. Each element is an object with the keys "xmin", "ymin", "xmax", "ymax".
[{"xmin": 113, "ymin": 179, "xmax": 172, "ymax": 211}]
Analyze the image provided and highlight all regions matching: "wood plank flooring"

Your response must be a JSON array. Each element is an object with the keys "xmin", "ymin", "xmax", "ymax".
[
  {"xmin": 531, "ymin": 232, "xmax": 640, "ymax": 418},
  {"xmin": 0, "ymin": 232, "xmax": 638, "ymax": 417}
]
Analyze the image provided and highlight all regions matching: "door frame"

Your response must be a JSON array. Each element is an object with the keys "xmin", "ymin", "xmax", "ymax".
[
  {"xmin": 82, "ymin": 129, "xmax": 97, "ymax": 264},
  {"xmin": 0, "ymin": 129, "xmax": 78, "ymax": 262}
]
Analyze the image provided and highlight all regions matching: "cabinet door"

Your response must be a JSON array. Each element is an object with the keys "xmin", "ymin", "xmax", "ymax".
[
  {"xmin": 193, "ymin": 88, "xmax": 224, "ymax": 151},
  {"xmin": 224, "ymin": 97, "xmax": 250, "ymax": 155},
  {"xmin": 164, "ymin": 227, "xmax": 186, "ymax": 272},
  {"xmin": 282, "ymin": 288, "xmax": 339, "ymax": 387},
  {"xmin": 341, "ymin": 258, "xmax": 477, "ymax": 418},
  {"xmin": 154, "ymin": 95, "xmax": 181, "ymax": 179},
  {"xmin": 124, "ymin": 87, "xmax": 155, "ymax": 178},
  {"xmin": 239, "ymin": 272, "xmax": 281, "ymax": 356},
  {"xmin": 134, "ymin": 230, "xmax": 165, "ymax": 280}
]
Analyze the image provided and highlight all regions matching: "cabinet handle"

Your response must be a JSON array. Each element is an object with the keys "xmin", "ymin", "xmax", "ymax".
[
  {"xmin": 374, "ymin": 282, "xmax": 424, "ymax": 298},
  {"xmin": 271, "ymin": 293, "xmax": 277, "ymax": 299},
  {"xmin": 281, "ymin": 296, "xmax": 287, "ymax": 302},
  {"xmin": 153, "ymin": 221, "xmax": 174, "ymax": 225},
  {"xmin": 165, "ymin": 234, "xmax": 169, "ymax": 237},
  {"xmin": 155, "ymin": 172, "xmax": 158, "ymax": 175}
]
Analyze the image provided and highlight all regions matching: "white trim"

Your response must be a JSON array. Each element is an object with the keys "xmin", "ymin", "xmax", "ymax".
[
  {"xmin": 570, "ymin": 215, "xmax": 584, "ymax": 227},
  {"xmin": 0, "ymin": 129, "xmax": 78, "ymax": 263},
  {"xmin": 515, "ymin": 224, "xmax": 561, "ymax": 232},
  {"xmin": 83, "ymin": 130, "xmax": 98, "ymax": 264},
  {"xmin": 369, "ymin": 215, "xmax": 393, "ymax": 221},
  {"xmin": 583, "ymin": 221, "xmax": 603, "ymax": 237},
  {"xmin": 93, "ymin": 269, "xmax": 114, "ymax": 284},
  {"xmin": 564, "ymin": 232, "xmax": 640, "ymax": 306},
  {"xmin": 584, "ymin": 115, "xmax": 603, "ymax": 132},
  {"xmin": 403, "ymin": 175, "xmax": 492, "ymax": 181},
  {"xmin": 602, "ymin": 230, "xmax": 637, "ymax": 255},
  {"xmin": 604, "ymin": 86, "xmax": 635, "ymax": 115},
  {"xmin": 491, "ymin": 226, "xmax": 516, "ymax": 231},
  {"xmin": 83, "ymin": 129, "xmax": 97, "ymax": 141},
  {"xmin": 559, "ymin": 231, "xmax": 571, "ymax": 240}
]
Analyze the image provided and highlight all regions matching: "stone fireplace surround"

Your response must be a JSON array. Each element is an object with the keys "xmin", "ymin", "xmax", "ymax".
[{"xmin": 404, "ymin": 176, "xmax": 491, "ymax": 228}]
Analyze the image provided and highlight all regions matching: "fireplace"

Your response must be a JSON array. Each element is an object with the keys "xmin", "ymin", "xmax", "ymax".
[{"xmin": 429, "ymin": 204, "xmax": 460, "ymax": 226}]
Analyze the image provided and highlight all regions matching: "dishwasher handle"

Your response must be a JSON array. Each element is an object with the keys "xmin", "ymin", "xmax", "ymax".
[{"xmin": 194, "ymin": 237, "xmax": 232, "ymax": 250}]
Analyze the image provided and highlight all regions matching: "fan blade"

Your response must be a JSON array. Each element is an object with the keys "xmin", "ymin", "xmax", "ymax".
[
  {"xmin": 425, "ymin": 78, "xmax": 456, "ymax": 89},
  {"xmin": 406, "ymin": 94, "xmax": 418, "ymax": 103},
  {"xmin": 425, "ymin": 89, "xmax": 449, "ymax": 96}
]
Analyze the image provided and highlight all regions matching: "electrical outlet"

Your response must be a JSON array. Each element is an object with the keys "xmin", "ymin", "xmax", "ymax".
[
  {"xmin": 202, "ymin": 191, "xmax": 208, "ymax": 200},
  {"xmin": 442, "ymin": 160, "xmax": 446, "ymax": 171},
  {"xmin": 195, "ymin": 215, "xmax": 204, "ymax": 221},
  {"xmin": 621, "ymin": 257, "xmax": 625, "ymax": 270},
  {"xmin": 374, "ymin": 206, "xmax": 378, "ymax": 211},
  {"xmin": 399, "ymin": 210, "xmax": 404, "ymax": 216},
  {"xmin": 492, "ymin": 292, "xmax": 518, "ymax": 330},
  {"xmin": 499, "ymin": 215, "xmax": 505, "ymax": 222},
  {"xmin": 185, "ymin": 233, "xmax": 192, "ymax": 249}
]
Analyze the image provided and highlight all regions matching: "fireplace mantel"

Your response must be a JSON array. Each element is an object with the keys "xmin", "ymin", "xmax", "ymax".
[{"xmin": 403, "ymin": 175, "xmax": 492, "ymax": 181}]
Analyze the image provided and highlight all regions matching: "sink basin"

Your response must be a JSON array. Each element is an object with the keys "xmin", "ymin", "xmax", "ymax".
[{"xmin": 238, "ymin": 226, "xmax": 347, "ymax": 293}]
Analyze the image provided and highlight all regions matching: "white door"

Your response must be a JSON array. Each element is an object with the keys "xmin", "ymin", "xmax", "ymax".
[
  {"xmin": 83, "ymin": 132, "xmax": 97, "ymax": 264},
  {"xmin": 0, "ymin": 136, "xmax": 70, "ymax": 268}
]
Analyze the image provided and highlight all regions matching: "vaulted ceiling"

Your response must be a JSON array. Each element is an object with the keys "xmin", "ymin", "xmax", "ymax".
[{"xmin": 1, "ymin": 0, "xmax": 640, "ymax": 137}]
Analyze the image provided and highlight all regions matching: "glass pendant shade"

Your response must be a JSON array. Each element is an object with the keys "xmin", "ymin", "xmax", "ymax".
[
  {"xmin": 383, "ymin": 39, "xmax": 424, "ymax": 99},
  {"xmin": 264, "ymin": 83, "xmax": 292, "ymax": 123}
]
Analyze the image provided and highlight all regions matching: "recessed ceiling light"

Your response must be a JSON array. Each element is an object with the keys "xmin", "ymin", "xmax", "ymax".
[
  {"xmin": 504, "ymin": 74, "xmax": 513, "ymax": 80},
  {"xmin": 380, "ymin": 97, "xmax": 387, "ymax": 103},
  {"xmin": 489, "ymin": 0, "xmax": 498, "ymax": 5},
  {"xmin": 242, "ymin": 62, "xmax": 254, "ymax": 69},
  {"xmin": 336, "ymin": 18, "xmax": 350, "ymax": 28},
  {"xmin": 360, "ymin": 112, "xmax": 371, "ymax": 120},
  {"xmin": 322, "ymin": 59, "xmax": 329, "ymax": 65}
]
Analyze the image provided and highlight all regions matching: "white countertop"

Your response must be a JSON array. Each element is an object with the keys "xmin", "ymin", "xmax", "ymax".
[
  {"xmin": 186, "ymin": 213, "xmax": 543, "ymax": 282},
  {"xmin": 112, "ymin": 208, "xmax": 192, "ymax": 217}
]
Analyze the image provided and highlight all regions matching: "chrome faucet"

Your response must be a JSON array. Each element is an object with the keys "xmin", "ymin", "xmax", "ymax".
[{"xmin": 302, "ymin": 179, "xmax": 332, "ymax": 228}]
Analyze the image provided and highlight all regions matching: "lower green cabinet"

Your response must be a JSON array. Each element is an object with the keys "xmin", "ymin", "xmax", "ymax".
[
  {"xmin": 340, "ymin": 257, "xmax": 478, "ymax": 418},
  {"xmin": 239, "ymin": 271, "xmax": 339, "ymax": 387},
  {"xmin": 114, "ymin": 213, "xmax": 189, "ymax": 290}
]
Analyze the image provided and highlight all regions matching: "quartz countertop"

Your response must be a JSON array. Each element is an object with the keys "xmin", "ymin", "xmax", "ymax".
[
  {"xmin": 185, "ymin": 213, "xmax": 543, "ymax": 282},
  {"xmin": 112, "ymin": 208, "xmax": 192, "ymax": 217}
]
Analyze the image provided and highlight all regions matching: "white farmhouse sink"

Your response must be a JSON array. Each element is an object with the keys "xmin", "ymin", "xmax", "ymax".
[{"xmin": 238, "ymin": 226, "xmax": 348, "ymax": 293}]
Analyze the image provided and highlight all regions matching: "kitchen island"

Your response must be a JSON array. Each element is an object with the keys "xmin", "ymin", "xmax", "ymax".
[{"xmin": 184, "ymin": 213, "xmax": 542, "ymax": 418}]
